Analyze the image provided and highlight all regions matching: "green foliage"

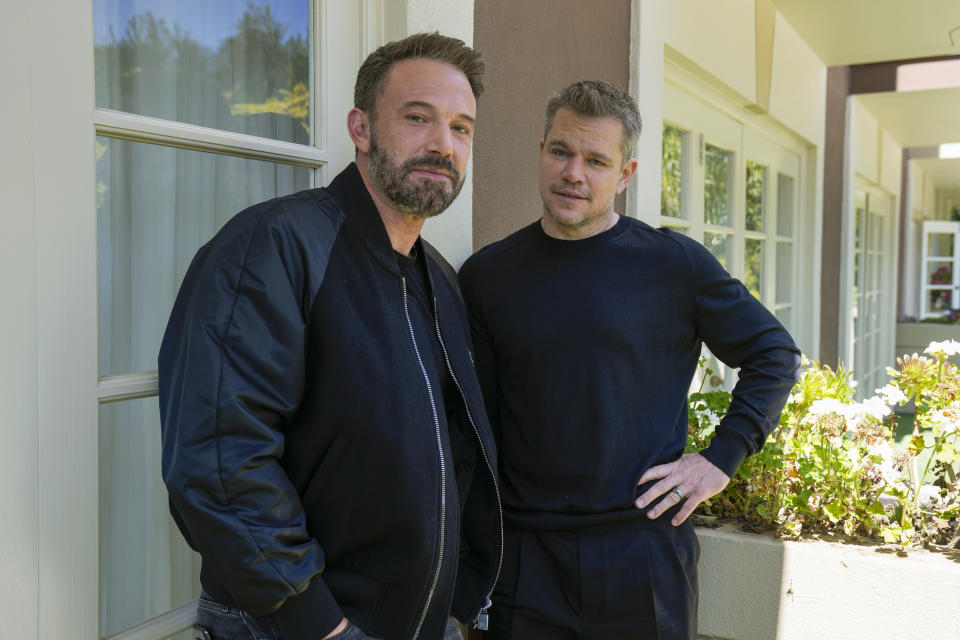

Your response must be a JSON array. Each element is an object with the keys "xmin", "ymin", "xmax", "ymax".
[
  {"xmin": 660, "ymin": 125, "xmax": 684, "ymax": 219},
  {"xmin": 689, "ymin": 346, "xmax": 960, "ymax": 550},
  {"xmin": 704, "ymin": 144, "xmax": 732, "ymax": 226}
]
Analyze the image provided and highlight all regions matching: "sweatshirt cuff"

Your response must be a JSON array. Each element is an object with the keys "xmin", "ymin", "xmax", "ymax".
[
  {"xmin": 700, "ymin": 427, "xmax": 751, "ymax": 478},
  {"xmin": 271, "ymin": 577, "xmax": 343, "ymax": 640}
]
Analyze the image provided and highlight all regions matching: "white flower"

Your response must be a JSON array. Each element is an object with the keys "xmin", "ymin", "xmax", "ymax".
[
  {"xmin": 807, "ymin": 398, "xmax": 848, "ymax": 416},
  {"xmin": 929, "ymin": 409, "xmax": 960, "ymax": 435},
  {"xmin": 702, "ymin": 409, "xmax": 721, "ymax": 428},
  {"xmin": 924, "ymin": 340, "xmax": 960, "ymax": 357},
  {"xmin": 861, "ymin": 396, "xmax": 891, "ymax": 421},
  {"xmin": 876, "ymin": 384, "xmax": 907, "ymax": 406}
]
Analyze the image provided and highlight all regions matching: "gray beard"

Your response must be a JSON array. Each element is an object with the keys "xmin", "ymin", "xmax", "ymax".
[{"xmin": 368, "ymin": 138, "xmax": 463, "ymax": 218}]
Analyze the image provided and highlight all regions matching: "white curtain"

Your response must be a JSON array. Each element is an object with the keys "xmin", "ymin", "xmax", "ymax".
[{"xmin": 94, "ymin": 1, "xmax": 310, "ymax": 634}]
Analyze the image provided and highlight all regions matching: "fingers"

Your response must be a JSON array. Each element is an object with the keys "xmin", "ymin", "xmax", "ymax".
[{"xmin": 637, "ymin": 461, "xmax": 674, "ymax": 486}]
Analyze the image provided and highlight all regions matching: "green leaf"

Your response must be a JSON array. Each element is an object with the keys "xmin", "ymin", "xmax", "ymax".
[
  {"xmin": 866, "ymin": 500, "xmax": 886, "ymax": 516},
  {"xmin": 823, "ymin": 502, "xmax": 846, "ymax": 523}
]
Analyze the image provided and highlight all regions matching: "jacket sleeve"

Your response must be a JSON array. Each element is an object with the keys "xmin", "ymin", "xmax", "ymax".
[
  {"xmin": 683, "ymin": 238, "xmax": 801, "ymax": 478},
  {"xmin": 158, "ymin": 204, "xmax": 343, "ymax": 639}
]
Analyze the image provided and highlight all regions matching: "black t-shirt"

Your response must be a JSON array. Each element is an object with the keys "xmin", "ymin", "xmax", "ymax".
[{"xmin": 396, "ymin": 240, "xmax": 461, "ymax": 627}]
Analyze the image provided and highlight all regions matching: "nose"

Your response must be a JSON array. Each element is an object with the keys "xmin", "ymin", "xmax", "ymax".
[
  {"xmin": 425, "ymin": 122, "xmax": 454, "ymax": 158},
  {"xmin": 561, "ymin": 156, "xmax": 585, "ymax": 184}
]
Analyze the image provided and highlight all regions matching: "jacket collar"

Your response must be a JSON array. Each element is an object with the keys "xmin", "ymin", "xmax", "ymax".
[{"xmin": 326, "ymin": 162, "xmax": 402, "ymax": 275}]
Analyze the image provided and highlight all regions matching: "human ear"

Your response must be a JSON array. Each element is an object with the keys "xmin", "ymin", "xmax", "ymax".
[
  {"xmin": 616, "ymin": 158, "xmax": 639, "ymax": 193},
  {"xmin": 347, "ymin": 108, "xmax": 371, "ymax": 154}
]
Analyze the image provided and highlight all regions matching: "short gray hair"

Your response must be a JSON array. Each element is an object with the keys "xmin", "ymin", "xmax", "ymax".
[{"xmin": 544, "ymin": 80, "xmax": 641, "ymax": 163}]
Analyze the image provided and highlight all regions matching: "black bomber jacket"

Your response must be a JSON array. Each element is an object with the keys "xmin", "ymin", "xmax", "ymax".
[{"xmin": 158, "ymin": 163, "xmax": 503, "ymax": 640}]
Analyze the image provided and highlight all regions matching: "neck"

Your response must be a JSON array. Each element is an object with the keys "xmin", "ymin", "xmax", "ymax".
[
  {"xmin": 355, "ymin": 155, "xmax": 424, "ymax": 256},
  {"xmin": 540, "ymin": 208, "xmax": 620, "ymax": 241}
]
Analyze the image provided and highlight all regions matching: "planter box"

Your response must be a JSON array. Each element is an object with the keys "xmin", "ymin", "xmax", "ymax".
[
  {"xmin": 696, "ymin": 524, "xmax": 960, "ymax": 640},
  {"xmin": 896, "ymin": 322, "xmax": 960, "ymax": 364}
]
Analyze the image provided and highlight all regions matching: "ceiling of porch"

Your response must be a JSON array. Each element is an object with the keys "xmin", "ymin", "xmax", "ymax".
[{"xmin": 774, "ymin": 0, "xmax": 960, "ymax": 192}]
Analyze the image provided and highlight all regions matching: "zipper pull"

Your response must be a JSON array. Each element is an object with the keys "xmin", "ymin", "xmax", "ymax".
[{"xmin": 473, "ymin": 598, "xmax": 492, "ymax": 630}]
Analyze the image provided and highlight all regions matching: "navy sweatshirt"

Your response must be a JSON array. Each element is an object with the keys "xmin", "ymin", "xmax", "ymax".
[{"xmin": 459, "ymin": 216, "xmax": 800, "ymax": 532}]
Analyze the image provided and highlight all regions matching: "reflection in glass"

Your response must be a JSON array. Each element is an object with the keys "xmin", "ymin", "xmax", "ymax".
[
  {"xmin": 660, "ymin": 124, "xmax": 685, "ymax": 218},
  {"xmin": 775, "ymin": 306, "xmax": 793, "ymax": 334},
  {"xmin": 100, "ymin": 397, "xmax": 201, "ymax": 636},
  {"xmin": 928, "ymin": 261, "xmax": 953, "ymax": 285},
  {"xmin": 928, "ymin": 232, "xmax": 956, "ymax": 257},
  {"xmin": 744, "ymin": 238, "xmax": 763, "ymax": 299},
  {"xmin": 96, "ymin": 136, "xmax": 311, "ymax": 376},
  {"xmin": 94, "ymin": 1, "xmax": 310, "ymax": 144},
  {"xmin": 777, "ymin": 173, "xmax": 794, "ymax": 237},
  {"xmin": 704, "ymin": 144, "xmax": 732, "ymax": 226},
  {"xmin": 704, "ymin": 232, "xmax": 731, "ymax": 270},
  {"xmin": 776, "ymin": 242, "xmax": 793, "ymax": 305},
  {"xmin": 930, "ymin": 290, "xmax": 952, "ymax": 312},
  {"xmin": 745, "ymin": 160, "xmax": 765, "ymax": 232}
]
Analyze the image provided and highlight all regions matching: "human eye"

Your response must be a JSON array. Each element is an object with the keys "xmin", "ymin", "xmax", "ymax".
[
  {"xmin": 406, "ymin": 113, "xmax": 428, "ymax": 123},
  {"xmin": 588, "ymin": 157, "xmax": 607, "ymax": 168},
  {"xmin": 452, "ymin": 123, "xmax": 473, "ymax": 136},
  {"xmin": 550, "ymin": 147, "xmax": 568, "ymax": 158}
]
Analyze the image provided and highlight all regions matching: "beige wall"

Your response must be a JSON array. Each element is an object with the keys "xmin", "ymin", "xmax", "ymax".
[
  {"xmin": 472, "ymin": 0, "xmax": 632, "ymax": 251},
  {"xmin": 662, "ymin": 0, "xmax": 757, "ymax": 104},
  {"xmin": 407, "ymin": 0, "xmax": 478, "ymax": 268}
]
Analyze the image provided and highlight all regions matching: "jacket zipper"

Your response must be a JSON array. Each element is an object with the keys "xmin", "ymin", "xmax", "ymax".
[
  {"xmin": 402, "ymin": 279, "xmax": 447, "ymax": 640},
  {"xmin": 432, "ymin": 297, "xmax": 504, "ymax": 630}
]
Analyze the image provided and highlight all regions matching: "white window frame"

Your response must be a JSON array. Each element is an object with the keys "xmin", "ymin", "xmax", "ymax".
[{"xmin": 90, "ymin": 2, "xmax": 388, "ymax": 638}]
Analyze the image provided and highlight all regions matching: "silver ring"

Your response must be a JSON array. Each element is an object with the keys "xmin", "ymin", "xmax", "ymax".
[{"xmin": 671, "ymin": 487, "xmax": 685, "ymax": 500}]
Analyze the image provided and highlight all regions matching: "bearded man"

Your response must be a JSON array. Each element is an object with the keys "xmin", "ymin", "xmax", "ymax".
[{"xmin": 158, "ymin": 33, "xmax": 502, "ymax": 640}]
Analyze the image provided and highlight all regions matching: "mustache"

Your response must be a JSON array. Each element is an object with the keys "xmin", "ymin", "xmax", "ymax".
[{"xmin": 402, "ymin": 156, "xmax": 460, "ymax": 182}]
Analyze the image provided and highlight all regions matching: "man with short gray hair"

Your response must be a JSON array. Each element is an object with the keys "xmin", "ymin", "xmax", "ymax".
[{"xmin": 459, "ymin": 80, "xmax": 799, "ymax": 639}]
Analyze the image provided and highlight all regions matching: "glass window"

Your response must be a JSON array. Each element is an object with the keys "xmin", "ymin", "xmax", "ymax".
[
  {"xmin": 745, "ymin": 160, "xmax": 765, "ymax": 232},
  {"xmin": 777, "ymin": 173, "xmax": 794, "ymax": 237},
  {"xmin": 776, "ymin": 242, "xmax": 793, "ymax": 304},
  {"xmin": 94, "ymin": 0, "xmax": 311, "ymax": 144},
  {"xmin": 660, "ymin": 124, "xmax": 685, "ymax": 219},
  {"xmin": 97, "ymin": 136, "xmax": 311, "ymax": 377},
  {"xmin": 99, "ymin": 397, "xmax": 201, "ymax": 637},
  {"xmin": 704, "ymin": 144, "xmax": 732, "ymax": 226},
  {"xmin": 744, "ymin": 238, "xmax": 763, "ymax": 299},
  {"xmin": 705, "ymin": 231, "xmax": 732, "ymax": 269}
]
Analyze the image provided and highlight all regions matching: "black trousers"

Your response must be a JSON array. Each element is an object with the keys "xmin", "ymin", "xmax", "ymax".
[{"xmin": 485, "ymin": 520, "xmax": 699, "ymax": 640}]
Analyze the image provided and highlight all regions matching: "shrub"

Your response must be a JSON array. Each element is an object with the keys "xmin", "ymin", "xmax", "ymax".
[{"xmin": 689, "ymin": 341, "xmax": 960, "ymax": 549}]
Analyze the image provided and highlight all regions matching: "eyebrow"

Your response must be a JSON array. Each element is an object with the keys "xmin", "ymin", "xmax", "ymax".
[
  {"xmin": 546, "ymin": 139, "xmax": 615, "ymax": 164},
  {"xmin": 401, "ymin": 100, "xmax": 476, "ymax": 125}
]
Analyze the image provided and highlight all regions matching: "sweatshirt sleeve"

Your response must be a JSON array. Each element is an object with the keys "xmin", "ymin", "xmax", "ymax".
[
  {"xmin": 683, "ymin": 238, "xmax": 801, "ymax": 478},
  {"xmin": 157, "ymin": 202, "xmax": 344, "ymax": 639},
  {"xmin": 458, "ymin": 255, "xmax": 501, "ymax": 441}
]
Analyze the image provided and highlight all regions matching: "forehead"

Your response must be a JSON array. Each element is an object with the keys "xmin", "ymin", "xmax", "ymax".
[
  {"xmin": 377, "ymin": 58, "xmax": 476, "ymax": 117},
  {"xmin": 545, "ymin": 108, "xmax": 624, "ymax": 159}
]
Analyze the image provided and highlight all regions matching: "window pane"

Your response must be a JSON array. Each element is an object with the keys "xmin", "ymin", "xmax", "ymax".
[
  {"xmin": 660, "ymin": 124, "xmax": 685, "ymax": 218},
  {"xmin": 776, "ymin": 241, "xmax": 793, "ymax": 304},
  {"xmin": 704, "ymin": 144, "xmax": 732, "ymax": 226},
  {"xmin": 100, "ymin": 397, "xmax": 201, "ymax": 636},
  {"xmin": 929, "ymin": 290, "xmax": 952, "ymax": 313},
  {"xmin": 744, "ymin": 238, "xmax": 763, "ymax": 299},
  {"xmin": 704, "ymin": 232, "xmax": 732, "ymax": 270},
  {"xmin": 928, "ymin": 260, "xmax": 953, "ymax": 285},
  {"xmin": 777, "ymin": 173, "xmax": 794, "ymax": 237},
  {"xmin": 928, "ymin": 232, "xmax": 956, "ymax": 257},
  {"xmin": 745, "ymin": 160, "xmax": 765, "ymax": 232},
  {"xmin": 97, "ymin": 136, "xmax": 311, "ymax": 376},
  {"xmin": 95, "ymin": 1, "xmax": 311, "ymax": 144},
  {"xmin": 775, "ymin": 306, "xmax": 793, "ymax": 334}
]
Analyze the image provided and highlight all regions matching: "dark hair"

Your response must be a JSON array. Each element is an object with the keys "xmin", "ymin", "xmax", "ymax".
[
  {"xmin": 354, "ymin": 32, "xmax": 484, "ymax": 118},
  {"xmin": 544, "ymin": 80, "xmax": 641, "ymax": 163}
]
